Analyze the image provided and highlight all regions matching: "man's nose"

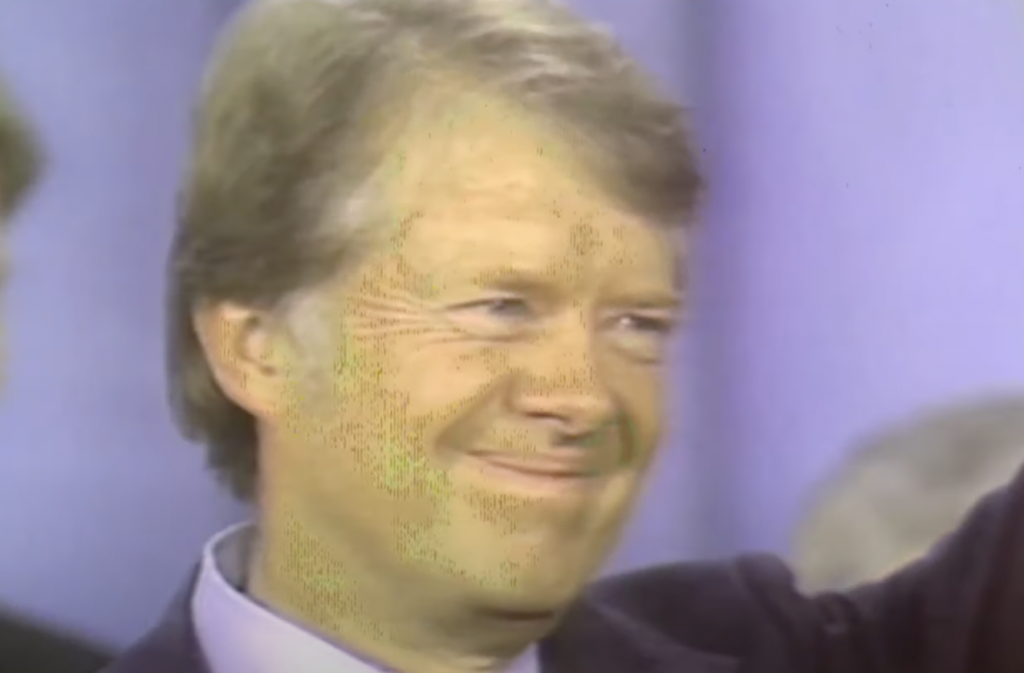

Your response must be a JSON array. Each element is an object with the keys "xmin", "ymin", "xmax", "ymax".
[{"xmin": 509, "ymin": 314, "xmax": 616, "ymax": 437}]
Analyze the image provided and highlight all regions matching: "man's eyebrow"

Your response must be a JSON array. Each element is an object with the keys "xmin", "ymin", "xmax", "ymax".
[
  {"xmin": 604, "ymin": 290, "xmax": 683, "ymax": 312},
  {"xmin": 465, "ymin": 267, "xmax": 561, "ymax": 296}
]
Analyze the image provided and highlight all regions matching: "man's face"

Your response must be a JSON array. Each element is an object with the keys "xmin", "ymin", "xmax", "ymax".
[{"xmin": 268, "ymin": 98, "xmax": 682, "ymax": 614}]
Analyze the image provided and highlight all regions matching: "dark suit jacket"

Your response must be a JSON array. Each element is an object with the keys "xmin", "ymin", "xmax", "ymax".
[
  {"xmin": 0, "ymin": 608, "xmax": 111, "ymax": 673},
  {"xmin": 99, "ymin": 464, "xmax": 1024, "ymax": 673}
]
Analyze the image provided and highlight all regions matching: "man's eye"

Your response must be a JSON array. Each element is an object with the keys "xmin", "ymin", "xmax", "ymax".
[
  {"xmin": 615, "ymin": 314, "xmax": 675, "ymax": 334},
  {"xmin": 605, "ymin": 313, "xmax": 677, "ymax": 362},
  {"xmin": 447, "ymin": 297, "xmax": 535, "ymax": 338},
  {"xmin": 466, "ymin": 298, "xmax": 532, "ymax": 319}
]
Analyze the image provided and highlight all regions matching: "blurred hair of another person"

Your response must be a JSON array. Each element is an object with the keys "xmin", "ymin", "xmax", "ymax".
[
  {"xmin": 0, "ymin": 75, "xmax": 39, "ymax": 221},
  {"xmin": 0, "ymin": 74, "xmax": 112, "ymax": 673},
  {"xmin": 791, "ymin": 395, "xmax": 1024, "ymax": 593}
]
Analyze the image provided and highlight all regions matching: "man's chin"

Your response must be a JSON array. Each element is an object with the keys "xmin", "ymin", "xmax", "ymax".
[{"xmin": 462, "ymin": 570, "xmax": 591, "ymax": 619}]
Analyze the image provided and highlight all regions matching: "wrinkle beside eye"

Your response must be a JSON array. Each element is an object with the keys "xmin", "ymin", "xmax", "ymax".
[
  {"xmin": 467, "ymin": 297, "xmax": 532, "ymax": 317},
  {"xmin": 446, "ymin": 297, "xmax": 536, "ymax": 338}
]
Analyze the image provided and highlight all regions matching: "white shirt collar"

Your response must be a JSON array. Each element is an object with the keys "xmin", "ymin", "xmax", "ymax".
[{"xmin": 191, "ymin": 522, "xmax": 539, "ymax": 673}]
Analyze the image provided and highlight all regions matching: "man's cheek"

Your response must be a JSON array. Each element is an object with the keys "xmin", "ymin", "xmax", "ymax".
[
  {"xmin": 354, "ymin": 417, "xmax": 443, "ymax": 494},
  {"xmin": 363, "ymin": 448, "xmax": 427, "ymax": 496}
]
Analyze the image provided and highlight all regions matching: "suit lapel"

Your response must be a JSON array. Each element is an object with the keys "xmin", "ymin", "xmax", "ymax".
[
  {"xmin": 540, "ymin": 595, "xmax": 738, "ymax": 673},
  {"xmin": 110, "ymin": 566, "xmax": 738, "ymax": 673},
  {"xmin": 104, "ymin": 566, "xmax": 210, "ymax": 673}
]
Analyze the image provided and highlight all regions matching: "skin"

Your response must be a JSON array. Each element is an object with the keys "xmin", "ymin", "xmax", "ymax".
[{"xmin": 197, "ymin": 93, "xmax": 684, "ymax": 673}]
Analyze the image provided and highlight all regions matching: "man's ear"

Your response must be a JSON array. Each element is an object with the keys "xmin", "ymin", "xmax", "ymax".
[{"xmin": 192, "ymin": 302, "xmax": 293, "ymax": 418}]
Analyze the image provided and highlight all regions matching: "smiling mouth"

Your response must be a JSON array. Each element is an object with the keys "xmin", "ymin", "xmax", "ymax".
[{"xmin": 464, "ymin": 452, "xmax": 602, "ymax": 496}]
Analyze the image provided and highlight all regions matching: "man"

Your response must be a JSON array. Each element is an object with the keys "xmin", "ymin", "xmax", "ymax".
[
  {"xmin": 793, "ymin": 396, "xmax": 1024, "ymax": 592},
  {"xmin": 102, "ymin": 1, "xmax": 1024, "ymax": 672},
  {"xmin": 0, "ymin": 77, "xmax": 113, "ymax": 673}
]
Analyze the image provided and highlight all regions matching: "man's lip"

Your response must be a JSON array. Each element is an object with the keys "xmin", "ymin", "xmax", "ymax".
[{"xmin": 467, "ymin": 452, "xmax": 599, "ymax": 478}]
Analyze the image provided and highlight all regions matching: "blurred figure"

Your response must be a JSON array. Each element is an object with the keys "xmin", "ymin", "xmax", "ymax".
[
  {"xmin": 0, "ymin": 75, "xmax": 39, "ymax": 222},
  {"xmin": 0, "ymin": 75, "xmax": 112, "ymax": 673},
  {"xmin": 0, "ymin": 72, "xmax": 39, "ymax": 368},
  {"xmin": 792, "ymin": 395, "xmax": 1024, "ymax": 592}
]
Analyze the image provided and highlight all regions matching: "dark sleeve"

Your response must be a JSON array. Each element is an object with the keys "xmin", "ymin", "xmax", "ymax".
[
  {"xmin": 0, "ymin": 609, "xmax": 113, "ymax": 673},
  {"xmin": 744, "ymin": 461, "xmax": 1024, "ymax": 673},
  {"xmin": 864, "ymin": 460, "xmax": 1024, "ymax": 673}
]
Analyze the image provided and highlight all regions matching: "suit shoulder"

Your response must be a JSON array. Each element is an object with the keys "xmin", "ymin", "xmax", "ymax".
[
  {"xmin": 0, "ymin": 611, "xmax": 112, "ymax": 672},
  {"xmin": 587, "ymin": 554, "xmax": 817, "ymax": 658}
]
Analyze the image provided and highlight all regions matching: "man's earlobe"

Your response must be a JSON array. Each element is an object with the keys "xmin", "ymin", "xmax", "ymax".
[{"xmin": 192, "ymin": 303, "xmax": 289, "ymax": 416}]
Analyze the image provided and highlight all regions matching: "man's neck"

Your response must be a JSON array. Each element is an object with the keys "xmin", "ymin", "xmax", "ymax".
[{"xmin": 247, "ymin": 516, "xmax": 546, "ymax": 673}]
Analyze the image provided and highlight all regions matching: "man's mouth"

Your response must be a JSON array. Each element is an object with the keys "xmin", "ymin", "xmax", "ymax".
[{"xmin": 463, "ymin": 451, "xmax": 602, "ymax": 497}]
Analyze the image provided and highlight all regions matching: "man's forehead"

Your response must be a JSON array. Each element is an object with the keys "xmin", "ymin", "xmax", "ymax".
[
  {"xmin": 382, "ymin": 194, "xmax": 683, "ymax": 299},
  {"xmin": 383, "ymin": 100, "xmax": 601, "ymax": 205}
]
